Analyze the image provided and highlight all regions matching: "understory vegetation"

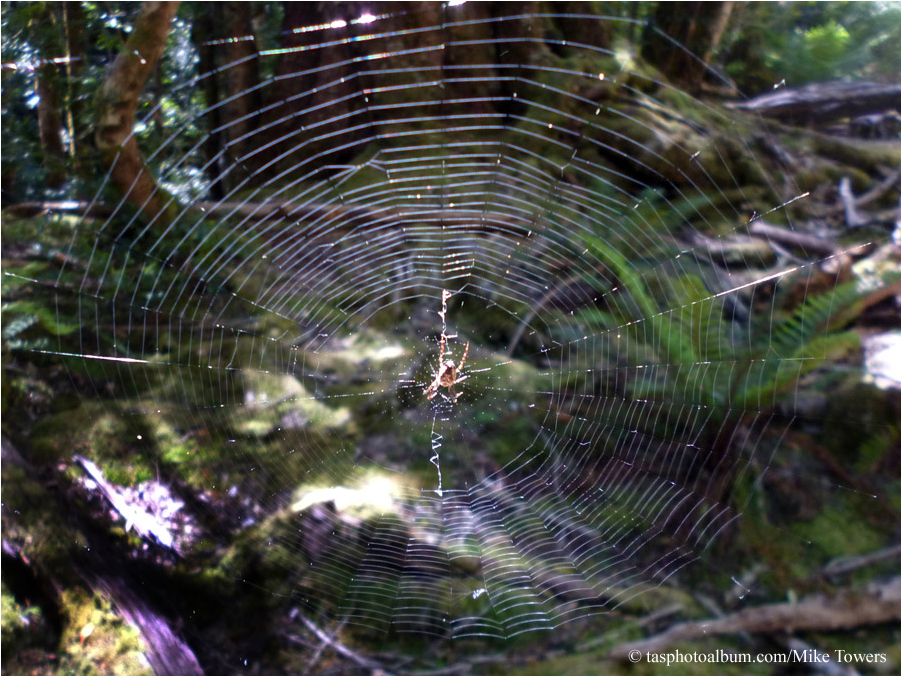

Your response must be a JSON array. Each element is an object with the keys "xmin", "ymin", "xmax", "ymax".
[{"xmin": 2, "ymin": 2, "xmax": 900, "ymax": 675}]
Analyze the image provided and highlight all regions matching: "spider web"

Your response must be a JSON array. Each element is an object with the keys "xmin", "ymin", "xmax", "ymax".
[{"xmin": 17, "ymin": 5, "xmax": 883, "ymax": 645}]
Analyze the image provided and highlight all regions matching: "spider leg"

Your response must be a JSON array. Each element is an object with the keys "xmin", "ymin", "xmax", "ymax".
[
  {"xmin": 457, "ymin": 342, "xmax": 470, "ymax": 373},
  {"xmin": 425, "ymin": 377, "xmax": 439, "ymax": 399}
]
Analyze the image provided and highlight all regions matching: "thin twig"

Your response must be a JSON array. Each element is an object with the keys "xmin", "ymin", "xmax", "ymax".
[
  {"xmin": 838, "ymin": 177, "xmax": 868, "ymax": 228},
  {"xmin": 303, "ymin": 618, "xmax": 347, "ymax": 674},
  {"xmin": 824, "ymin": 545, "xmax": 902, "ymax": 579},
  {"xmin": 294, "ymin": 614, "xmax": 387, "ymax": 675},
  {"xmin": 824, "ymin": 169, "xmax": 901, "ymax": 217}
]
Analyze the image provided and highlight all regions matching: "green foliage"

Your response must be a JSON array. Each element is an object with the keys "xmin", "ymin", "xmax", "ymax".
[
  {"xmin": 2, "ymin": 299, "xmax": 79, "ymax": 339},
  {"xmin": 0, "ymin": 4, "xmax": 898, "ymax": 669},
  {"xmin": 854, "ymin": 424, "xmax": 900, "ymax": 475},
  {"xmin": 1, "ymin": 584, "xmax": 46, "ymax": 662},
  {"xmin": 735, "ymin": 280, "xmax": 862, "ymax": 410},
  {"xmin": 566, "ymin": 231, "xmax": 874, "ymax": 445},
  {"xmin": 723, "ymin": 2, "xmax": 901, "ymax": 90}
]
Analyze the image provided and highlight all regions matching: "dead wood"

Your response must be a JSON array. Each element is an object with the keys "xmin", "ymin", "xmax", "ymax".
[
  {"xmin": 289, "ymin": 613, "xmax": 387, "ymax": 675},
  {"xmin": 730, "ymin": 81, "xmax": 901, "ymax": 126},
  {"xmin": 1, "ymin": 201, "xmax": 116, "ymax": 219},
  {"xmin": 85, "ymin": 571, "xmax": 203, "ymax": 676},
  {"xmin": 824, "ymin": 545, "xmax": 902, "ymax": 580},
  {"xmin": 74, "ymin": 455, "xmax": 177, "ymax": 550},
  {"xmin": 822, "ymin": 170, "xmax": 901, "ymax": 221},
  {"xmin": 839, "ymin": 177, "xmax": 868, "ymax": 228},
  {"xmin": 747, "ymin": 221, "xmax": 839, "ymax": 257},
  {"xmin": 609, "ymin": 576, "xmax": 900, "ymax": 660},
  {"xmin": 2, "ymin": 437, "xmax": 202, "ymax": 676}
]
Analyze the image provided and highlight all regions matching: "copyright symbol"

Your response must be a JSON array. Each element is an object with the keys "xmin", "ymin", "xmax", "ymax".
[{"xmin": 628, "ymin": 650, "xmax": 642, "ymax": 663}]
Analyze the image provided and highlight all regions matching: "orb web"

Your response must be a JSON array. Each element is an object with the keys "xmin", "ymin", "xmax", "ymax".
[{"xmin": 21, "ymin": 6, "xmax": 880, "ymax": 642}]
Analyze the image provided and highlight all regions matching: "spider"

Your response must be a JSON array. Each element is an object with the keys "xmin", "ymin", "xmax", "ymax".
[{"xmin": 423, "ymin": 333, "xmax": 470, "ymax": 403}]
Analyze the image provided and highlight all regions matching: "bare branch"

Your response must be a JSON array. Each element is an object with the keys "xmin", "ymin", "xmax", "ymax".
[
  {"xmin": 839, "ymin": 177, "xmax": 868, "ymax": 228},
  {"xmin": 609, "ymin": 577, "xmax": 900, "ymax": 660},
  {"xmin": 747, "ymin": 221, "xmax": 839, "ymax": 257},
  {"xmin": 291, "ymin": 614, "xmax": 387, "ymax": 675}
]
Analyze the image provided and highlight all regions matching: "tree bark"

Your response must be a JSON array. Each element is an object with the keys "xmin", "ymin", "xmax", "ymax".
[
  {"xmin": 95, "ymin": 1, "xmax": 180, "ymax": 227},
  {"xmin": 36, "ymin": 61, "xmax": 66, "ymax": 188},
  {"xmin": 32, "ymin": 4, "xmax": 67, "ymax": 188},
  {"xmin": 642, "ymin": 1, "xmax": 733, "ymax": 92},
  {"xmin": 730, "ymin": 81, "xmax": 902, "ymax": 126},
  {"xmin": 220, "ymin": 2, "xmax": 261, "ymax": 160},
  {"xmin": 62, "ymin": 1, "xmax": 88, "ymax": 163},
  {"xmin": 191, "ymin": 2, "xmax": 260, "ymax": 197},
  {"xmin": 191, "ymin": 7, "xmax": 225, "ymax": 199}
]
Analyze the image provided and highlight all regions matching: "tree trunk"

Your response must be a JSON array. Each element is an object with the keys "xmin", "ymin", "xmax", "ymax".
[
  {"xmin": 61, "ymin": 1, "xmax": 88, "ymax": 166},
  {"xmin": 256, "ymin": 1, "xmax": 536, "ymax": 179},
  {"xmin": 220, "ymin": 2, "xmax": 261, "ymax": 161},
  {"xmin": 191, "ymin": 7, "xmax": 226, "ymax": 199},
  {"xmin": 262, "ymin": 1, "xmax": 397, "ymax": 173},
  {"xmin": 32, "ymin": 4, "xmax": 67, "ymax": 188},
  {"xmin": 642, "ymin": 1, "xmax": 733, "ymax": 92},
  {"xmin": 550, "ymin": 2, "xmax": 611, "ymax": 54},
  {"xmin": 191, "ymin": 2, "xmax": 261, "ymax": 197},
  {"xmin": 95, "ymin": 1, "xmax": 180, "ymax": 228}
]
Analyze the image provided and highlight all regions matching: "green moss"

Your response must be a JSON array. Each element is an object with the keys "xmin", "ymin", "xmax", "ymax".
[
  {"xmin": 0, "ymin": 214, "xmax": 82, "ymax": 252},
  {"xmin": 855, "ymin": 425, "xmax": 900, "ymax": 475},
  {"xmin": 1, "ymin": 583, "xmax": 44, "ymax": 657},
  {"xmin": 29, "ymin": 402, "xmax": 156, "ymax": 485},
  {"xmin": 792, "ymin": 496, "xmax": 888, "ymax": 561},
  {"xmin": 217, "ymin": 512, "xmax": 308, "ymax": 604},
  {"xmin": 57, "ymin": 589, "xmax": 151, "ymax": 676},
  {"xmin": 1, "ymin": 583, "xmax": 56, "ymax": 674},
  {"xmin": 731, "ymin": 506, "xmax": 813, "ymax": 589},
  {"xmin": 1, "ymin": 462, "xmax": 80, "ymax": 571},
  {"xmin": 811, "ymin": 134, "xmax": 901, "ymax": 173}
]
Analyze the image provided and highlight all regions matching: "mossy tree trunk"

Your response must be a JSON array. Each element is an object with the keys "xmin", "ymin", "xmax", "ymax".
[{"xmin": 94, "ymin": 1, "xmax": 180, "ymax": 225}]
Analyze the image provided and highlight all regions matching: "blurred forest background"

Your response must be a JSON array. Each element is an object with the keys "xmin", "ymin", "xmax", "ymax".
[{"xmin": 2, "ymin": 2, "xmax": 900, "ymax": 675}]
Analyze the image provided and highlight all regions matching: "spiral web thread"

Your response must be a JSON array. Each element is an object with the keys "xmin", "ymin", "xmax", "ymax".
[{"xmin": 22, "ymin": 7, "xmax": 876, "ymax": 640}]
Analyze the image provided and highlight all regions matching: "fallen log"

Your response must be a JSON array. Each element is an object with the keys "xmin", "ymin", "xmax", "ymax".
[
  {"xmin": 609, "ymin": 576, "xmax": 900, "ymax": 660},
  {"xmin": 2, "ymin": 201, "xmax": 116, "ymax": 219},
  {"xmin": 729, "ymin": 81, "xmax": 901, "ymax": 126},
  {"xmin": 747, "ymin": 221, "xmax": 839, "ymax": 257},
  {"xmin": 2, "ymin": 437, "xmax": 202, "ymax": 676}
]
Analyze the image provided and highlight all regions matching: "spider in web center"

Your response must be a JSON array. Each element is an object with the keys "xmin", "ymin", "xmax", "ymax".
[{"xmin": 423, "ymin": 332, "xmax": 470, "ymax": 403}]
